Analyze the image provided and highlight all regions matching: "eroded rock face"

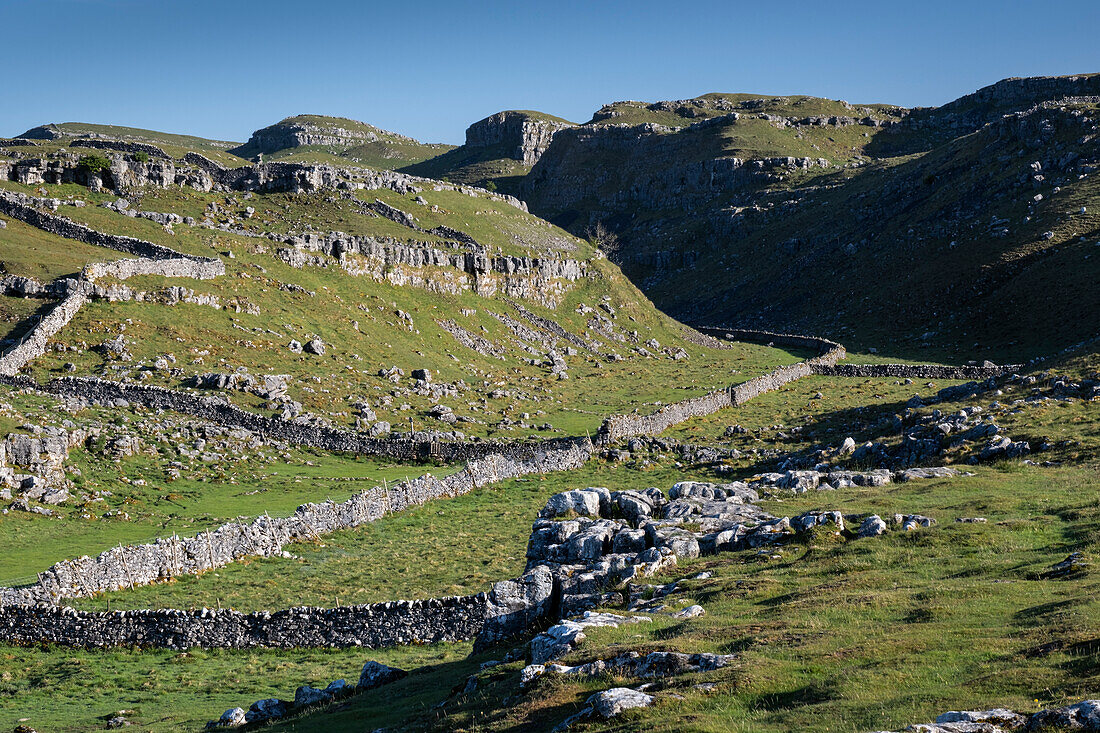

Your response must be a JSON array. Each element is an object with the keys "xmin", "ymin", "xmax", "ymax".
[
  {"xmin": 475, "ymin": 565, "xmax": 555, "ymax": 651},
  {"xmin": 0, "ymin": 428, "xmax": 75, "ymax": 504},
  {"xmin": 465, "ymin": 111, "xmax": 574, "ymax": 166}
]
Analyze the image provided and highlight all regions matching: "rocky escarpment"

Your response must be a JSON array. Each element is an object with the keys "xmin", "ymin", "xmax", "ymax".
[
  {"xmin": 277, "ymin": 229, "xmax": 585, "ymax": 306},
  {"xmin": 0, "ymin": 147, "xmax": 528, "ymax": 212},
  {"xmin": 465, "ymin": 111, "xmax": 575, "ymax": 166},
  {"xmin": 518, "ymin": 84, "xmax": 1100, "ymax": 356},
  {"xmin": 879, "ymin": 73, "xmax": 1100, "ymax": 154},
  {"xmin": 522, "ymin": 119, "xmax": 830, "ymax": 221}
]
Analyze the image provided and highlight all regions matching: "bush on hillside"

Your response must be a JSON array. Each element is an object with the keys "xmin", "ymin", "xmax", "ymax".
[{"xmin": 77, "ymin": 154, "xmax": 111, "ymax": 174}]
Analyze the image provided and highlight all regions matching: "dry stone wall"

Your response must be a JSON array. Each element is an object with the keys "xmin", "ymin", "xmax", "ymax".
[
  {"xmin": 20, "ymin": 375, "xmax": 575, "ymax": 463},
  {"xmin": 597, "ymin": 328, "xmax": 845, "ymax": 444},
  {"xmin": 0, "ymin": 197, "xmax": 223, "ymax": 376},
  {"xmin": 0, "ymin": 437, "xmax": 592, "ymax": 605},
  {"xmin": 0, "ymin": 595, "xmax": 487, "ymax": 649},
  {"xmin": 0, "ymin": 189, "xmax": 222, "ymax": 265},
  {"xmin": 0, "ymin": 291, "xmax": 87, "ymax": 377},
  {"xmin": 812, "ymin": 362, "xmax": 1023, "ymax": 380},
  {"xmin": 83, "ymin": 257, "xmax": 224, "ymax": 281}
]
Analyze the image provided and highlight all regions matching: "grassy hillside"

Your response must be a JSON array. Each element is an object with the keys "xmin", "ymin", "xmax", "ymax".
[
  {"xmin": 5, "ymin": 360, "xmax": 1096, "ymax": 731},
  {"xmin": 13, "ymin": 122, "xmax": 250, "ymax": 167},
  {"xmin": 517, "ymin": 81, "xmax": 1100, "ymax": 362}
]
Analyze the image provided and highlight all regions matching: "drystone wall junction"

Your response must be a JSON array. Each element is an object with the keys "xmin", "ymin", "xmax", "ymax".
[
  {"xmin": 0, "ymin": 191, "xmax": 224, "ymax": 377},
  {"xmin": 0, "ymin": 438, "xmax": 593, "ymax": 607},
  {"xmin": 0, "ymin": 189, "xmax": 221, "ymax": 264},
  {"xmin": 0, "ymin": 290, "xmax": 87, "ymax": 377}
]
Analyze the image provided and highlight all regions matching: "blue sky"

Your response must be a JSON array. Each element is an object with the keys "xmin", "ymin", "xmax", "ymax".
[{"xmin": 2, "ymin": 0, "xmax": 1097, "ymax": 144}]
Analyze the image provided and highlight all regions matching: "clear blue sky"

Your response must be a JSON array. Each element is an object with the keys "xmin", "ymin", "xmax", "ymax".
[{"xmin": 2, "ymin": 0, "xmax": 1097, "ymax": 144}]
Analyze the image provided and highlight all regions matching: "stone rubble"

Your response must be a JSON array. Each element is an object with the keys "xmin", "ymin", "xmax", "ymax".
[{"xmin": 206, "ymin": 660, "xmax": 406, "ymax": 728}]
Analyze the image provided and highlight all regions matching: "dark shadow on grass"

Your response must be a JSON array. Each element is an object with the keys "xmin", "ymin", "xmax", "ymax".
[
  {"xmin": 749, "ymin": 680, "xmax": 837, "ymax": 712},
  {"xmin": 1014, "ymin": 598, "xmax": 1086, "ymax": 621},
  {"xmin": 0, "ymin": 298, "xmax": 59, "ymax": 350}
]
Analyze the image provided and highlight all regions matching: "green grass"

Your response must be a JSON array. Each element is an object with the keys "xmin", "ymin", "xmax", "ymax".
[
  {"xmin": 0, "ymin": 179, "xmax": 800, "ymax": 442},
  {"xmin": 0, "ymin": 440, "xmax": 462, "ymax": 586},
  {"xmin": 0, "ymin": 215, "xmax": 122, "ymax": 280},
  {"xmin": 1, "ymin": 127, "xmax": 1096, "ymax": 733},
  {"xmin": 0, "ymin": 641, "xmax": 481, "ymax": 733},
  {"xmin": 3, "ymin": 463, "xmax": 1097, "ymax": 733},
  {"xmin": 14, "ymin": 122, "xmax": 249, "ymax": 167},
  {"xmin": 262, "ymin": 462, "xmax": 1100, "ymax": 733},
  {"xmin": 0, "ymin": 385, "xmax": 470, "ymax": 586},
  {"xmin": 69, "ymin": 460, "xmax": 736, "ymax": 612}
]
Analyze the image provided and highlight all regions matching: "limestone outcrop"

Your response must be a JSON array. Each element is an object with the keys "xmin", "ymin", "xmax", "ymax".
[{"xmin": 465, "ymin": 111, "xmax": 574, "ymax": 166}]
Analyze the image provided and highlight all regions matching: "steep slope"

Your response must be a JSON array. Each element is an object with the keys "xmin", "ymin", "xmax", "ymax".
[
  {"xmin": 518, "ymin": 75, "xmax": 1100, "ymax": 361},
  {"xmin": 229, "ymin": 114, "xmax": 454, "ymax": 169}
]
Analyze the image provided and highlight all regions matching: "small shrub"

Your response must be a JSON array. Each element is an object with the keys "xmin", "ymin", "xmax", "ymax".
[
  {"xmin": 133, "ymin": 151, "xmax": 150, "ymax": 163},
  {"xmin": 484, "ymin": 180, "xmax": 497, "ymax": 192},
  {"xmin": 77, "ymin": 154, "xmax": 111, "ymax": 174},
  {"xmin": 585, "ymin": 221, "xmax": 621, "ymax": 257}
]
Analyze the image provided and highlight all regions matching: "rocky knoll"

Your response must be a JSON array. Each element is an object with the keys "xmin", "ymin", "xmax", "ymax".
[
  {"xmin": 229, "ymin": 115, "xmax": 424, "ymax": 157},
  {"xmin": 475, "ymin": 473, "xmax": 946, "ymax": 651}
]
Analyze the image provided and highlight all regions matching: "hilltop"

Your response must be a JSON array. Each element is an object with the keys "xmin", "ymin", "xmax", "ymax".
[{"xmin": 229, "ymin": 114, "xmax": 454, "ymax": 169}]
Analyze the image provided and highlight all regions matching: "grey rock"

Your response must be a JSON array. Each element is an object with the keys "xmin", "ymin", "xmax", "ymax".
[
  {"xmin": 858, "ymin": 515, "xmax": 888, "ymax": 537},
  {"xmin": 589, "ymin": 687, "xmax": 654, "ymax": 718},
  {"xmin": 936, "ymin": 709, "xmax": 1025, "ymax": 727},
  {"xmin": 367, "ymin": 421, "xmax": 391, "ymax": 437},
  {"xmin": 293, "ymin": 685, "xmax": 331, "ymax": 707},
  {"xmin": 244, "ymin": 698, "xmax": 287, "ymax": 724},
  {"xmin": 358, "ymin": 661, "xmax": 407, "ymax": 690},
  {"xmin": 476, "ymin": 565, "xmax": 555, "ymax": 650},
  {"xmin": 214, "ymin": 707, "xmax": 246, "ymax": 728},
  {"xmin": 540, "ymin": 489, "xmax": 602, "ymax": 518},
  {"xmin": 671, "ymin": 604, "xmax": 705, "ymax": 619},
  {"xmin": 1026, "ymin": 699, "xmax": 1100, "ymax": 730}
]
